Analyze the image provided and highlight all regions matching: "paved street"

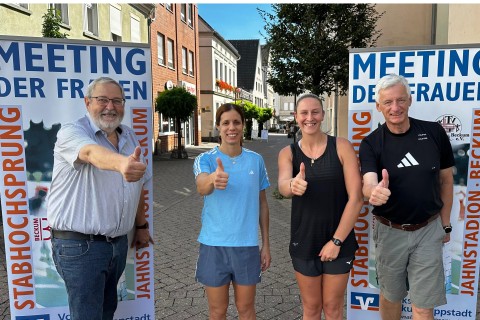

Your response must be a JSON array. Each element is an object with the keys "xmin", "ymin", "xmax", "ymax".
[{"xmin": 1, "ymin": 133, "xmax": 479, "ymax": 319}]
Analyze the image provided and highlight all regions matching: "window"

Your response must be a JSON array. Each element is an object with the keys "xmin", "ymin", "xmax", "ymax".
[
  {"xmin": 182, "ymin": 47, "xmax": 187, "ymax": 74},
  {"xmin": 180, "ymin": 4, "xmax": 186, "ymax": 21},
  {"xmin": 187, "ymin": 4, "xmax": 193, "ymax": 27},
  {"xmin": 228, "ymin": 69, "xmax": 231, "ymax": 84},
  {"xmin": 110, "ymin": 5, "xmax": 122, "ymax": 41},
  {"xmin": 49, "ymin": 3, "xmax": 69, "ymax": 25},
  {"xmin": 167, "ymin": 38, "xmax": 175, "ymax": 69},
  {"xmin": 220, "ymin": 62, "xmax": 223, "ymax": 80},
  {"xmin": 215, "ymin": 60, "xmax": 218, "ymax": 79},
  {"xmin": 188, "ymin": 51, "xmax": 194, "ymax": 76},
  {"xmin": 289, "ymin": 102, "xmax": 294, "ymax": 111},
  {"xmin": 130, "ymin": 15, "xmax": 140, "ymax": 43},
  {"xmin": 84, "ymin": 3, "xmax": 98, "ymax": 36},
  {"xmin": 224, "ymin": 66, "xmax": 227, "ymax": 82},
  {"xmin": 233, "ymin": 71, "xmax": 236, "ymax": 86},
  {"xmin": 157, "ymin": 33, "xmax": 165, "ymax": 65},
  {"xmin": 283, "ymin": 102, "xmax": 288, "ymax": 111},
  {"xmin": 165, "ymin": 3, "xmax": 172, "ymax": 11}
]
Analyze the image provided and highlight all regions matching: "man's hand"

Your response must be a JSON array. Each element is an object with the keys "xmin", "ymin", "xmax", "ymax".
[
  {"xmin": 213, "ymin": 158, "xmax": 229, "ymax": 190},
  {"xmin": 369, "ymin": 169, "xmax": 391, "ymax": 206},
  {"xmin": 291, "ymin": 162, "xmax": 308, "ymax": 196},
  {"xmin": 131, "ymin": 228, "xmax": 154, "ymax": 249},
  {"xmin": 121, "ymin": 147, "xmax": 147, "ymax": 182}
]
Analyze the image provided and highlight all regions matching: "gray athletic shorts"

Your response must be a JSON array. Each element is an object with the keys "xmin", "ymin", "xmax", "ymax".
[
  {"xmin": 291, "ymin": 256, "xmax": 355, "ymax": 276},
  {"xmin": 373, "ymin": 216, "xmax": 447, "ymax": 308},
  {"xmin": 195, "ymin": 244, "xmax": 261, "ymax": 287}
]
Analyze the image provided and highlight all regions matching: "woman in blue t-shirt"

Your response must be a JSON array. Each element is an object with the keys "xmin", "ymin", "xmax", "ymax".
[{"xmin": 193, "ymin": 103, "xmax": 271, "ymax": 319}]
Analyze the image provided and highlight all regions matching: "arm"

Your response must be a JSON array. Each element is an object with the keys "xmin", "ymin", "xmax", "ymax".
[
  {"xmin": 131, "ymin": 188, "xmax": 154, "ymax": 249},
  {"xmin": 259, "ymin": 189, "xmax": 271, "ymax": 271},
  {"xmin": 78, "ymin": 145, "xmax": 146, "ymax": 182},
  {"xmin": 277, "ymin": 146, "xmax": 307, "ymax": 197},
  {"xmin": 277, "ymin": 146, "xmax": 294, "ymax": 197},
  {"xmin": 439, "ymin": 167, "xmax": 454, "ymax": 242},
  {"xmin": 319, "ymin": 138, "xmax": 363, "ymax": 260}
]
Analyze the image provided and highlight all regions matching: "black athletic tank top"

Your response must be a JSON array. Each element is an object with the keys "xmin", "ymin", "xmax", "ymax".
[{"xmin": 290, "ymin": 135, "xmax": 358, "ymax": 259}]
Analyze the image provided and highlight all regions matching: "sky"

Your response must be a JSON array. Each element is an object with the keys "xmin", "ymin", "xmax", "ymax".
[{"xmin": 197, "ymin": 4, "xmax": 274, "ymax": 45}]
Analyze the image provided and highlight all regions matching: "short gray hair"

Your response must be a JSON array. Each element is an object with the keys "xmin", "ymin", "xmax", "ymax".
[
  {"xmin": 374, "ymin": 74, "xmax": 411, "ymax": 103},
  {"xmin": 85, "ymin": 77, "xmax": 125, "ymax": 98},
  {"xmin": 295, "ymin": 93, "xmax": 323, "ymax": 112}
]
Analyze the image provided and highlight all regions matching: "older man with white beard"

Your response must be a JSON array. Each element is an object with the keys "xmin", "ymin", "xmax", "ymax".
[{"xmin": 47, "ymin": 77, "xmax": 153, "ymax": 320}]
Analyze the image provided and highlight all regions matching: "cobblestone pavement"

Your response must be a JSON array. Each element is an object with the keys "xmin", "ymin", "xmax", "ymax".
[{"xmin": 1, "ymin": 133, "xmax": 479, "ymax": 319}]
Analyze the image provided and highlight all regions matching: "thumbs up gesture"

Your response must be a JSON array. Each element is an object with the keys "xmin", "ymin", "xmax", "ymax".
[
  {"xmin": 369, "ymin": 169, "xmax": 391, "ymax": 206},
  {"xmin": 291, "ymin": 162, "xmax": 308, "ymax": 196},
  {"xmin": 121, "ymin": 146, "xmax": 147, "ymax": 182},
  {"xmin": 213, "ymin": 157, "xmax": 229, "ymax": 190}
]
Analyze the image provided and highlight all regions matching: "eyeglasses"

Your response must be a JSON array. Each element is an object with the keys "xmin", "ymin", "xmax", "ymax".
[{"xmin": 90, "ymin": 96, "xmax": 125, "ymax": 107}]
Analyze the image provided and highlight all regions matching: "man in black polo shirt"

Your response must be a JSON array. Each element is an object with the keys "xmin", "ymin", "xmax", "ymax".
[{"xmin": 359, "ymin": 74, "xmax": 454, "ymax": 320}]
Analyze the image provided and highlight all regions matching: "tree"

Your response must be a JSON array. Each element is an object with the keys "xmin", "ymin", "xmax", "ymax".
[
  {"xmin": 42, "ymin": 8, "xmax": 68, "ymax": 38},
  {"xmin": 259, "ymin": 4, "xmax": 382, "ymax": 96},
  {"xmin": 256, "ymin": 107, "xmax": 273, "ymax": 137},
  {"xmin": 234, "ymin": 100, "xmax": 259, "ymax": 140},
  {"xmin": 155, "ymin": 87, "xmax": 197, "ymax": 159}
]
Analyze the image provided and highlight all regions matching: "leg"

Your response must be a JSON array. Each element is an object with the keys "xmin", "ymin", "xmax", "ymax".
[
  {"xmin": 52, "ymin": 238, "xmax": 117, "ymax": 320},
  {"xmin": 379, "ymin": 294, "xmax": 402, "ymax": 320},
  {"xmin": 232, "ymin": 283, "xmax": 257, "ymax": 320},
  {"xmin": 295, "ymin": 271, "xmax": 323, "ymax": 319},
  {"xmin": 322, "ymin": 273, "xmax": 348, "ymax": 320},
  {"xmin": 102, "ymin": 235, "xmax": 128, "ymax": 320},
  {"xmin": 205, "ymin": 284, "xmax": 230, "ymax": 320},
  {"xmin": 411, "ymin": 304, "xmax": 434, "ymax": 320}
]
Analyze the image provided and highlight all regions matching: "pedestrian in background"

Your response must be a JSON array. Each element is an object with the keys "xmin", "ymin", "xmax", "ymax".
[
  {"xmin": 359, "ymin": 74, "xmax": 454, "ymax": 320},
  {"xmin": 193, "ymin": 103, "xmax": 271, "ymax": 319},
  {"xmin": 277, "ymin": 93, "xmax": 363, "ymax": 320},
  {"xmin": 47, "ymin": 77, "xmax": 153, "ymax": 320}
]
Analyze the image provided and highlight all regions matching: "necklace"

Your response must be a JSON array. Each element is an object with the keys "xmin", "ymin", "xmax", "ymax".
[{"xmin": 299, "ymin": 136, "xmax": 325, "ymax": 167}]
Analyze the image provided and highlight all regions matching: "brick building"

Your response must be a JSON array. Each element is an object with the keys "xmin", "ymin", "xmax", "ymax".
[{"xmin": 150, "ymin": 4, "xmax": 201, "ymax": 153}]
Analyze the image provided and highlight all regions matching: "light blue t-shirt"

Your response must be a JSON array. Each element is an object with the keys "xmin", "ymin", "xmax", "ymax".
[{"xmin": 193, "ymin": 146, "xmax": 270, "ymax": 246}]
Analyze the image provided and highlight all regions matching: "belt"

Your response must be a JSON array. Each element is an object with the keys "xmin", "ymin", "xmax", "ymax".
[
  {"xmin": 374, "ymin": 213, "xmax": 440, "ymax": 231},
  {"xmin": 51, "ymin": 229, "xmax": 117, "ymax": 242}
]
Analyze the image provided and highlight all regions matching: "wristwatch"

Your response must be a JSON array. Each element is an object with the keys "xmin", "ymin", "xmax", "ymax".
[
  {"xmin": 443, "ymin": 225, "xmax": 452, "ymax": 234},
  {"xmin": 331, "ymin": 237, "xmax": 343, "ymax": 246},
  {"xmin": 136, "ymin": 221, "xmax": 149, "ymax": 229}
]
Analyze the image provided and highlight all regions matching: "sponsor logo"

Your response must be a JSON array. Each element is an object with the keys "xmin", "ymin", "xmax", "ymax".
[
  {"xmin": 397, "ymin": 152, "xmax": 419, "ymax": 168},
  {"xmin": 351, "ymin": 292, "xmax": 379, "ymax": 311},
  {"xmin": 436, "ymin": 114, "xmax": 469, "ymax": 141}
]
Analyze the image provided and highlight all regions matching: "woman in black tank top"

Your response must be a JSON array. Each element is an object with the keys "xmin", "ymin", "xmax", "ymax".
[{"xmin": 277, "ymin": 93, "xmax": 363, "ymax": 320}]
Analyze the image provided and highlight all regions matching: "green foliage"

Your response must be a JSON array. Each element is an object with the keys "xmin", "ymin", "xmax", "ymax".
[
  {"xmin": 234, "ymin": 100, "xmax": 260, "ymax": 140},
  {"xmin": 42, "ymin": 8, "xmax": 68, "ymax": 38},
  {"xmin": 155, "ymin": 87, "xmax": 197, "ymax": 158},
  {"xmin": 257, "ymin": 107, "xmax": 273, "ymax": 124},
  {"xmin": 259, "ymin": 4, "xmax": 383, "ymax": 96},
  {"xmin": 155, "ymin": 87, "xmax": 197, "ymax": 122}
]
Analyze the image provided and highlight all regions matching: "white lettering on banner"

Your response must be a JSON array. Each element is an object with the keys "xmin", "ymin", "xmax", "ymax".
[
  {"xmin": 461, "ymin": 109, "xmax": 480, "ymax": 296},
  {"xmin": 0, "ymin": 106, "xmax": 35, "ymax": 310}
]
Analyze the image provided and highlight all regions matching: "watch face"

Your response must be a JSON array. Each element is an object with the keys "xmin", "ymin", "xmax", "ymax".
[{"xmin": 444, "ymin": 226, "xmax": 452, "ymax": 233}]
